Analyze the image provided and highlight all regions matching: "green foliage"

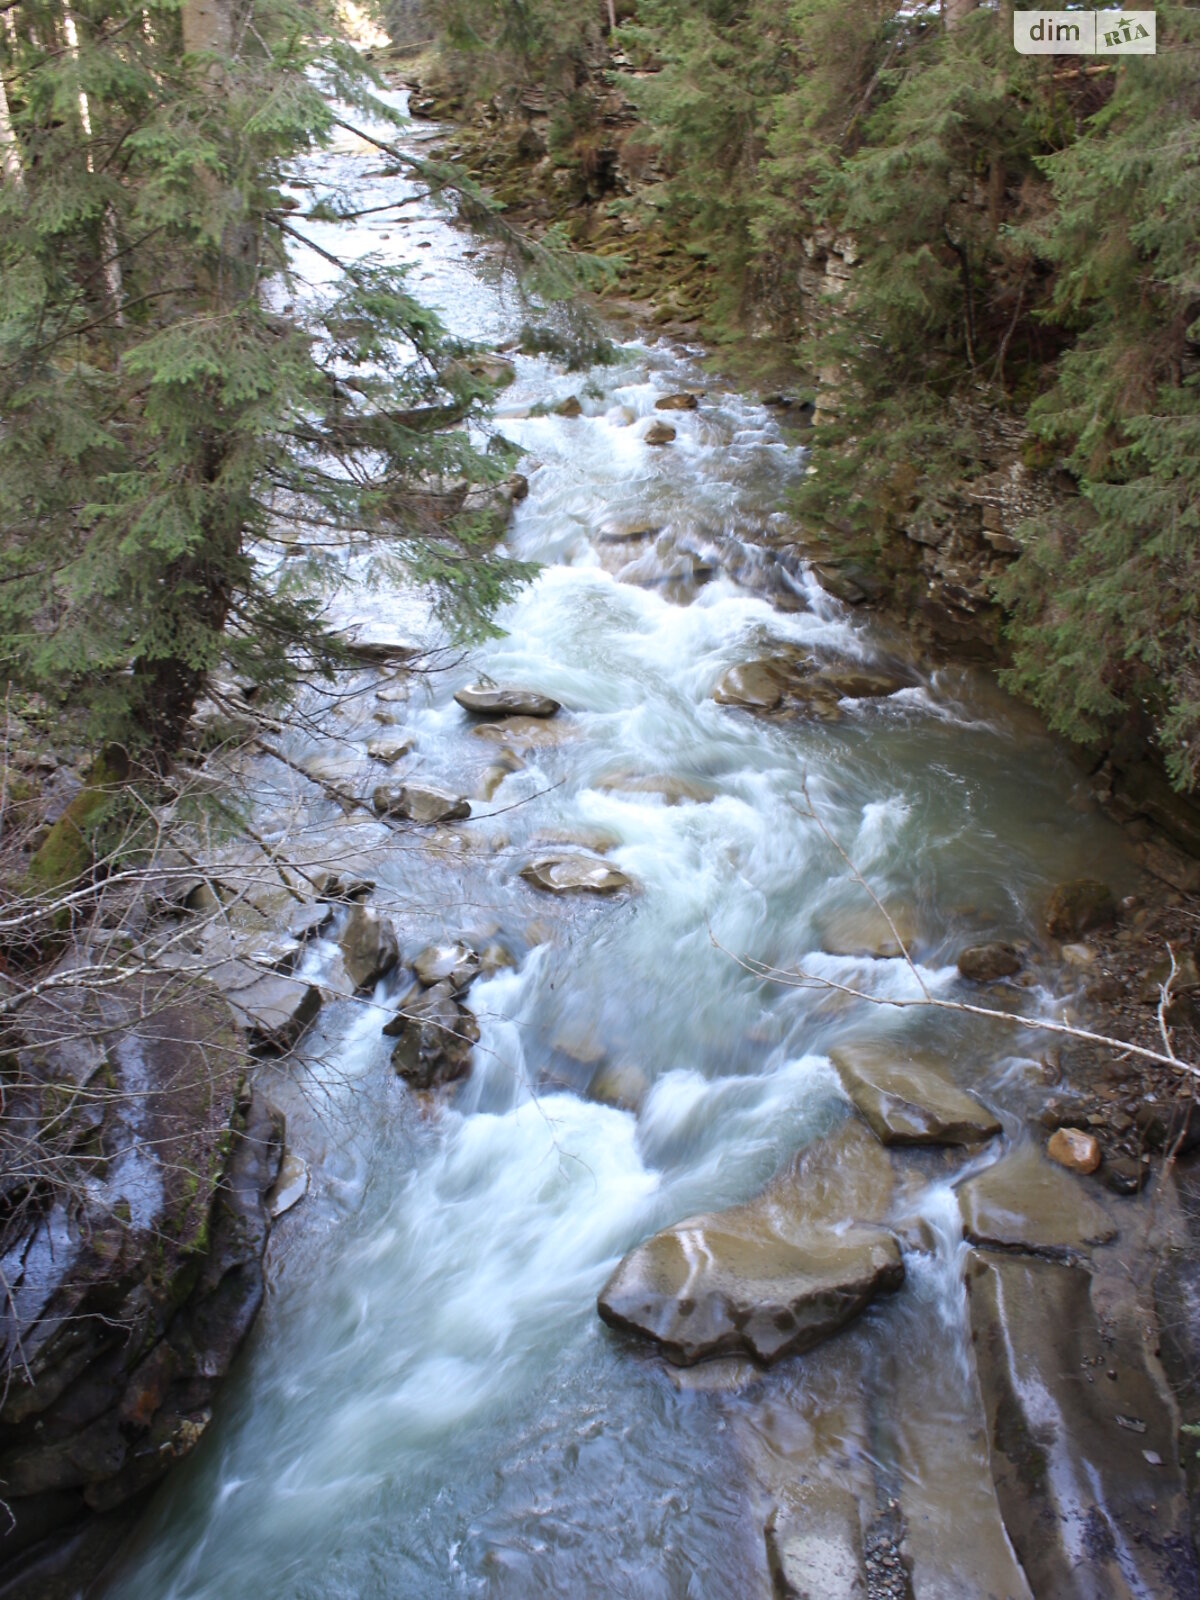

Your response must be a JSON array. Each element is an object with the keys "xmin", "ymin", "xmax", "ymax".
[{"xmin": 0, "ymin": 0, "xmax": 533, "ymax": 760}]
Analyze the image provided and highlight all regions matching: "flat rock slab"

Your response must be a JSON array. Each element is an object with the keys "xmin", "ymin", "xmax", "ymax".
[
  {"xmin": 967, "ymin": 1250, "xmax": 1197, "ymax": 1599},
  {"xmin": 599, "ymin": 1211, "xmax": 903, "ymax": 1367},
  {"xmin": 831, "ymin": 1042, "xmax": 1000, "ymax": 1147},
  {"xmin": 521, "ymin": 855, "xmax": 633, "ymax": 896},
  {"xmin": 373, "ymin": 784, "xmax": 470, "ymax": 824},
  {"xmin": 766, "ymin": 1488, "xmax": 867, "ymax": 1600},
  {"xmin": 958, "ymin": 1145, "xmax": 1116, "ymax": 1258},
  {"xmin": 454, "ymin": 684, "xmax": 561, "ymax": 718},
  {"xmin": 221, "ymin": 967, "xmax": 322, "ymax": 1053}
]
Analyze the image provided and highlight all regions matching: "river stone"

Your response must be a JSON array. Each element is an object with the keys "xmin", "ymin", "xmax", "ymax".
[
  {"xmin": 521, "ymin": 855, "xmax": 633, "ymax": 896},
  {"xmin": 831, "ymin": 1042, "xmax": 1001, "ymax": 1147},
  {"xmin": 587, "ymin": 1062, "xmax": 650, "ymax": 1112},
  {"xmin": 388, "ymin": 981, "xmax": 479, "ymax": 1088},
  {"xmin": 593, "ymin": 771, "xmax": 717, "ymax": 805},
  {"xmin": 966, "ymin": 1250, "xmax": 1197, "ymax": 1599},
  {"xmin": 458, "ymin": 353, "xmax": 515, "ymax": 388},
  {"xmin": 454, "ymin": 684, "xmax": 561, "ymax": 718},
  {"xmin": 958, "ymin": 1145, "xmax": 1116, "ymax": 1257},
  {"xmin": 1046, "ymin": 1126, "xmax": 1102, "ymax": 1175},
  {"xmin": 411, "ymin": 940, "xmax": 480, "ymax": 995},
  {"xmin": 655, "ymin": 392, "xmax": 700, "ymax": 411},
  {"xmin": 765, "ymin": 1489, "xmax": 867, "ymax": 1600},
  {"xmin": 554, "ymin": 394, "xmax": 582, "ymax": 417},
  {"xmin": 267, "ymin": 1151, "xmax": 309, "ymax": 1219},
  {"xmin": 596, "ymin": 517, "xmax": 661, "ymax": 542},
  {"xmin": 365, "ymin": 735, "xmax": 414, "ymax": 765},
  {"xmin": 1045, "ymin": 878, "xmax": 1117, "ymax": 939},
  {"xmin": 339, "ymin": 905, "xmax": 399, "ymax": 989},
  {"xmin": 713, "ymin": 658, "xmax": 794, "ymax": 711},
  {"xmin": 956, "ymin": 942, "xmax": 1022, "ymax": 982},
  {"xmin": 598, "ymin": 1211, "xmax": 903, "ymax": 1367},
  {"xmin": 471, "ymin": 715, "xmax": 576, "ymax": 750},
  {"xmin": 373, "ymin": 783, "xmax": 470, "ymax": 824},
  {"xmin": 816, "ymin": 904, "xmax": 919, "ymax": 961},
  {"xmin": 810, "ymin": 666, "xmax": 908, "ymax": 700},
  {"xmin": 644, "ymin": 420, "xmax": 676, "ymax": 445}
]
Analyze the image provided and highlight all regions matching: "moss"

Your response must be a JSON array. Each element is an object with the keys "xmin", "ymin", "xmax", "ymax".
[{"xmin": 27, "ymin": 748, "xmax": 131, "ymax": 894}]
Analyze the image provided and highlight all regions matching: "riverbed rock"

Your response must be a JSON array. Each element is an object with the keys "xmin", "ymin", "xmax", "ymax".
[
  {"xmin": 220, "ymin": 966, "xmax": 322, "ymax": 1053},
  {"xmin": 644, "ymin": 420, "xmax": 676, "ymax": 445},
  {"xmin": 554, "ymin": 394, "xmax": 582, "ymax": 417},
  {"xmin": 765, "ymin": 1488, "xmax": 867, "ymax": 1600},
  {"xmin": 471, "ymin": 715, "xmax": 577, "ymax": 750},
  {"xmin": 587, "ymin": 1062, "xmax": 650, "ymax": 1112},
  {"xmin": 388, "ymin": 980, "xmax": 479, "ymax": 1088},
  {"xmin": 598, "ymin": 1126, "xmax": 902, "ymax": 1366},
  {"xmin": 520, "ymin": 855, "xmax": 634, "ymax": 896},
  {"xmin": 1046, "ymin": 1126, "xmax": 1102, "ymax": 1175},
  {"xmin": 713, "ymin": 658, "xmax": 795, "ymax": 711},
  {"xmin": 656, "ymin": 392, "xmax": 700, "ymax": 411},
  {"xmin": 958, "ymin": 1144, "xmax": 1116, "ymax": 1257},
  {"xmin": 454, "ymin": 684, "xmax": 561, "ymax": 718},
  {"xmin": 966, "ymin": 1250, "xmax": 1197, "ymax": 1598},
  {"xmin": 599, "ymin": 1210, "xmax": 903, "ymax": 1367},
  {"xmin": 454, "ymin": 353, "xmax": 516, "ymax": 388},
  {"xmin": 596, "ymin": 517, "xmax": 661, "ymax": 542},
  {"xmin": 267, "ymin": 1150, "xmax": 310, "ymax": 1219},
  {"xmin": 366, "ymin": 735, "xmax": 414, "ymax": 765},
  {"xmin": 411, "ymin": 940, "xmax": 480, "ymax": 994},
  {"xmin": 593, "ymin": 771, "xmax": 717, "ymax": 805},
  {"xmin": 815, "ymin": 904, "xmax": 920, "ymax": 962},
  {"xmin": 373, "ymin": 783, "xmax": 471, "ymax": 824},
  {"xmin": 831, "ymin": 1042, "xmax": 1001, "ymax": 1146},
  {"xmin": 956, "ymin": 942, "xmax": 1022, "ymax": 982},
  {"xmin": 1045, "ymin": 877, "xmax": 1117, "ymax": 939},
  {"xmin": 339, "ymin": 905, "xmax": 400, "ymax": 989}
]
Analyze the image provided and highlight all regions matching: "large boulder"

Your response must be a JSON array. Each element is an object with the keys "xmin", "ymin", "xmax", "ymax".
[
  {"xmin": 713, "ymin": 658, "xmax": 796, "ymax": 711},
  {"xmin": 222, "ymin": 969, "xmax": 322, "ymax": 1054},
  {"xmin": 831, "ymin": 1042, "xmax": 1000, "ymax": 1147},
  {"xmin": 339, "ymin": 905, "xmax": 399, "ymax": 990},
  {"xmin": 1045, "ymin": 878, "xmax": 1117, "ymax": 939},
  {"xmin": 655, "ymin": 392, "xmax": 700, "ymax": 411},
  {"xmin": 387, "ymin": 981, "xmax": 479, "ymax": 1089},
  {"xmin": 373, "ymin": 783, "xmax": 470, "ymax": 825},
  {"xmin": 644, "ymin": 420, "xmax": 676, "ymax": 445},
  {"xmin": 520, "ymin": 856, "xmax": 634, "ymax": 896},
  {"xmin": 598, "ymin": 1127, "xmax": 903, "ymax": 1366},
  {"xmin": 454, "ymin": 684, "xmax": 561, "ymax": 719},
  {"xmin": 957, "ymin": 1145, "xmax": 1116, "ymax": 1258},
  {"xmin": 966, "ymin": 1251, "xmax": 1197, "ymax": 1598}
]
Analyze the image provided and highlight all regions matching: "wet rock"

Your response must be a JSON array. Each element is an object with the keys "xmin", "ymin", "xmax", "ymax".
[
  {"xmin": 816, "ymin": 905, "xmax": 919, "ymax": 962},
  {"xmin": 453, "ymin": 353, "xmax": 516, "ymax": 388},
  {"xmin": 1046, "ymin": 1126, "xmax": 1102, "ymax": 1175},
  {"xmin": 644, "ymin": 420, "xmax": 676, "ymax": 446},
  {"xmin": 811, "ymin": 666, "xmax": 909, "ymax": 700},
  {"xmin": 956, "ymin": 942, "xmax": 1022, "ymax": 982},
  {"xmin": 655, "ymin": 392, "xmax": 700, "ymax": 411},
  {"xmin": 223, "ymin": 968, "xmax": 322, "ymax": 1053},
  {"xmin": 478, "ymin": 941, "xmax": 516, "ymax": 978},
  {"xmin": 554, "ymin": 395, "xmax": 582, "ymax": 417},
  {"xmin": 388, "ymin": 981, "xmax": 479, "ymax": 1089},
  {"xmin": 339, "ymin": 905, "xmax": 399, "ymax": 989},
  {"xmin": 587, "ymin": 1062, "xmax": 650, "ymax": 1112},
  {"xmin": 812, "ymin": 564, "xmax": 867, "ymax": 604},
  {"xmin": 521, "ymin": 855, "xmax": 633, "ymax": 896},
  {"xmin": 598, "ymin": 1128, "xmax": 902, "ymax": 1366},
  {"xmin": 506, "ymin": 471, "xmax": 529, "ymax": 502},
  {"xmin": 958, "ymin": 1144, "xmax": 1116, "ymax": 1258},
  {"xmin": 766, "ymin": 1488, "xmax": 867, "ymax": 1599},
  {"xmin": 365, "ymin": 735, "xmax": 414, "ymax": 765},
  {"xmin": 1103, "ymin": 1154, "xmax": 1150, "ymax": 1194},
  {"xmin": 596, "ymin": 517, "xmax": 661, "ymax": 542},
  {"xmin": 471, "ymin": 715, "xmax": 577, "ymax": 750},
  {"xmin": 593, "ymin": 771, "xmax": 717, "ymax": 805},
  {"xmin": 454, "ymin": 684, "xmax": 561, "ymax": 719},
  {"xmin": 373, "ymin": 783, "xmax": 471, "ymax": 825},
  {"xmin": 1045, "ymin": 878, "xmax": 1117, "ymax": 939},
  {"xmin": 966, "ymin": 1250, "xmax": 1197, "ymax": 1598},
  {"xmin": 412, "ymin": 940, "xmax": 480, "ymax": 995},
  {"xmin": 713, "ymin": 658, "xmax": 792, "ymax": 711},
  {"xmin": 831, "ymin": 1042, "xmax": 1000, "ymax": 1146},
  {"xmin": 267, "ymin": 1150, "xmax": 309, "ymax": 1219}
]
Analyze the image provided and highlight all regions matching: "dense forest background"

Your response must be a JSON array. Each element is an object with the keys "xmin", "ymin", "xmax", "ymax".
[{"xmin": 420, "ymin": 0, "xmax": 1200, "ymax": 801}]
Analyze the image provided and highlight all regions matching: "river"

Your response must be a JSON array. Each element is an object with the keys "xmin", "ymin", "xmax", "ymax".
[{"xmin": 108, "ymin": 87, "xmax": 1136, "ymax": 1599}]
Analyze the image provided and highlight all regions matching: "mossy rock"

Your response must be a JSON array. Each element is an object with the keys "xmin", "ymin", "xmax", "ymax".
[{"xmin": 27, "ymin": 750, "xmax": 129, "ymax": 893}]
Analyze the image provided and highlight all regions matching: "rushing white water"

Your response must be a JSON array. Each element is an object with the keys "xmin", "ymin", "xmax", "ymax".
[{"xmin": 110, "ymin": 91, "xmax": 1134, "ymax": 1600}]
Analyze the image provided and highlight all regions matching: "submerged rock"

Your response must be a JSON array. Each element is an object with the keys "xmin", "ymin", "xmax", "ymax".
[
  {"xmin": 966, "ymin": 1250, "xmax": 1197, "ymax": 1598},
  {"xmin": 339, "ymin": 905, "xmax": 399, "ymax": 989},
  {"xmin": 387, "ymin": 981, "xmax": 479, "ymax": 1089},
  {"xmin": 816, "ymin": 904, "xmax": 920, "ymax": 962},
  {"xmin": 831, "ymin": 1042, "xmax": 1000, "ymax": 1146},
  {"xmin": 520, "ymin": 855, "xmax": 633, "ymax": 896},
  {"xmin": 593, "ymin": 771, "xmax": 716, "ymax": 805},
  {"xmin": 766, "ymin": 1489, "xmax": 868, "ymax": 1600},
  {"xmin": 956, "ymin": 942, "xmax": 1022, "ymax": 982},
  {"xmin": 411, "ymin": 940, "xmax": 480, "ymax": 995},
  {"xmin": 655, "ymin": 392, "xmax": 700, "ymax": 411},
  {"xmin": 598, "ymin": 1127, "xmax": 903, "ymax": 1366},
  {"xmin": 1045, "ymin": 878, "xmax": 1117, "ymax": 939},
  {"xmin": 471, "ymin": 715, "xmax": 576, "ymax": 750},
  {"xmin": 454, "ymin": 684, "xmax": 561, "ymax": 719},
  {"xmin": 958, "ymin": 1144, "xmax": 1116, "ymax": 1257},
  {"xmin": 644, "ymin": 420, "xmax": 676, "ymax": 446},
  {"xmin": 373, "ymin": 783, "xmax": 471, "ymax": 825}
]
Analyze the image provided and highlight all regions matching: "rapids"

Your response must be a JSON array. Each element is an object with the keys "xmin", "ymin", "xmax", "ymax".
[{"xmin": 108, "ymin": 89, "xmax": 1136, "ymax": 1599}]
